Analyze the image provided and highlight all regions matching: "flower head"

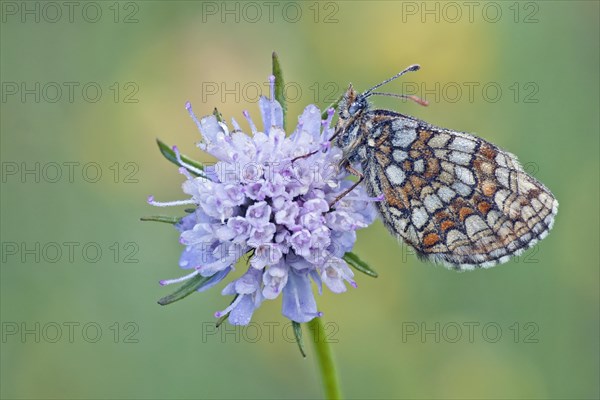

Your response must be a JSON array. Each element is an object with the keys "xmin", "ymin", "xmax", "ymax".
[{"xmin": 149, "ymin": 76, "xmax": 377, "ymax": 325}]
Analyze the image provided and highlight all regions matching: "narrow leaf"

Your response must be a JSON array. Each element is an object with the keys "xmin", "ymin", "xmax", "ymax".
[
  {"xmin": 158, "ymin": 274, "xmax": 211, "ymax": 306},
  {"xmin": 344, "ymin": 252, "xmax": 378, "ymax": 278},
  {"xmin": 272, "ymin": 52, "xmax": 287, "ymax": 129},
  {"xmin": 292, "ymin": 321, "xmax": 307, "ymax": 358},
  {"xmin": 140, "ymin": 216, "xmax": 180, "ymax": 225},
  {"xmin": 156, "ymin": 138, "xmax": 205, "ymax": 177}
]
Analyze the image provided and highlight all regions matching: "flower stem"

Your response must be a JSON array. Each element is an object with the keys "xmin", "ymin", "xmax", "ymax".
[{"xmin": 308, "ymin": 318, "xmax": 342, "ymax": 399}]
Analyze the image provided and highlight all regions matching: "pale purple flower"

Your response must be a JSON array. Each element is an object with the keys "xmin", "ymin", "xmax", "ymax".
[
  {"xmin": 149, "ymin": 75, "xmax": 378, "ymax": 324},
  {"xmin": 262, "ymin": 261, "xmax": 288, "ymax": 299}
]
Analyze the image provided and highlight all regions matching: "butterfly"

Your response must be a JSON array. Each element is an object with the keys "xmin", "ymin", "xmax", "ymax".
[{"xmin": 332, "ymin": 65, "xmax": 558, "ymax": 270}]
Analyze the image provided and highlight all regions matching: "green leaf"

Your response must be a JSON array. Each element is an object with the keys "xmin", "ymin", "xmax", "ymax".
[
  {"xmin": 157, "ymin": 274, "xmax": 211, "ymax": 306},
  {"xmin": 344, "ymin": 252, "xmax": 378, "ymax": 278},
  {"xmin": 321, "ymin": 92, "xmax": 344, "ymax": 120},
  {"xmin": 140, "ymin": 216, "xmax": 181, "ymax": 225},
  {"xmin": 272, "ymin": 52, "xmax": 287, "ymax": 130},
  {"xmin": 156, "ymin": 138, "xmax": 205, "ymax": 177},
  {"xmin": 292, "ymin": 321, "xmax": 307, "ymax": 358}
]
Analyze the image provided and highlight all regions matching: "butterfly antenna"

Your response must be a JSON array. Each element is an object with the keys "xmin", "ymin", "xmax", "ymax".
[
  {"xmin": 368, "ymin": 92, "xmax": 429, "ymax": 107},
  {"xmin": 361, "ymin": 64, "xmax": 421, "ymax": 98}
]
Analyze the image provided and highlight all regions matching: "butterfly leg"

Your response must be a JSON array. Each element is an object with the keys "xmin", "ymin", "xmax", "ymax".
[
  {"xmin": 329, "ymin": 164, "xmax": 364, "ymax": 208},
  {"xmin": 292, "ymin": 127, "xmax": 343, "ymax": 163},
  {"xmin": 291, "ymin": 149, "xmax": 319, "ymax": 163}
]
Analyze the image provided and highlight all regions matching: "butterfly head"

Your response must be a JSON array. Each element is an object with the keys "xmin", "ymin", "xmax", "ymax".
[
  {"xmin": 334, "ymin": 84, "xmax": 369, "ymax": 159},
  {"xmin": 339, "ymin": 84, "xmax": 370, "ymax": 120}
]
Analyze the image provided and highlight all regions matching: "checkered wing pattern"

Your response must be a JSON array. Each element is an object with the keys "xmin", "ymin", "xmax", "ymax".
[{"xmin": 362, "ymin": 111, "xmax": 558, "ymax": 270}]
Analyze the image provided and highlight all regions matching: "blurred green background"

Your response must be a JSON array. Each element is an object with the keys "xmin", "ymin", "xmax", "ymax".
[{"xmin": 1, "ymin": 1, "xmax": 598, "ymax": 399}]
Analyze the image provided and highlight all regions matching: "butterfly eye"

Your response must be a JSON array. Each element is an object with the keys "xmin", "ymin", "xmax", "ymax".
[{"xmin": 349, "ymin": 102, "xmax": 361, "ymax": 115}]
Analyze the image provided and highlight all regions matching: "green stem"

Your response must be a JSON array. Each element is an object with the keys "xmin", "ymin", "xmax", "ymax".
[{"xmin": 308, "ymin": 318, "xmax": 342, "ymax": 399}]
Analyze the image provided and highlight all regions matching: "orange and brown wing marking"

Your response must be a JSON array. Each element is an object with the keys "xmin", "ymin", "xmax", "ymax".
[{"xmin": 367, "ymin": 120, "xmax": 558, "ymax": 270}]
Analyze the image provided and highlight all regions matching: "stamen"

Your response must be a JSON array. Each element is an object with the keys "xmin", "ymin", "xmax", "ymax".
[
  {"xmin": 159, "ymin": 269, "xmax": 199, "ymax": 286},
  {"xmin": 323, "ymin": 107, "xmax": 335, "ymax": 129},
  {"xmin": 173, "ymin": 145, "xmax": 205, "ymax": 176},
  {"xmin": 214, "ymin": 295, "xmax": 244, "ymax": 318},
  {"xmin": 231, "ymin": 117, "xmax": 242, "ymax": 132},
  {"xmin": 243, "ymin": 110, "xmax": 257, "ymax": 134},
  {"xmin": 269, "ymin": 75, "xmax": 276, "ymax": 102},
  {"xmin": 292, "ymin": 119, "xmax": 304, "ymax": 144},
  {"xmin": 178, "ymin": 167, "xmax": 194, "ymax": 180},
  {"xmin": 185, "ymin": 102, "xmax": 203, "ymax": 133},
  {"xmin": 269, "ymin": 75, "xmax": 276, "ymax": 128},
  {"xmin": 147, "ymin": 195, "xmax": 196, "ymax": 207}
]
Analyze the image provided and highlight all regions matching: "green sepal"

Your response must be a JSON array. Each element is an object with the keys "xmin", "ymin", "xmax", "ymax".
[
  {"xmin": 157, "ymin": 274, "xmax": 211, "ymax": 306},
  {"xmin": 215, "ymin": 312, "xmax": 229, "ymax": 328},
  {"xmin": 292, "ymin": 321, "xmax": 307, "ymax": 358},
  {"xmin": 272, "ymin": 52, "xmax": 287, "ymax": 130},
  {"xmin": 156, "ymin": 138, "xmax": 205, "ymax": 177},
  {"xmin": 140, "ymin": 216, "xmax": 181, "ymax": 225},
  {"xmin": 321, "ymin": 92, "xmax": 344, "ymax": 120},
  {"xmin": 212, "ymin": 107, "xmax": 224, "ymax": 123},
  {"xmin": 343, "ymin": 252, "xmax": 378, "ymax": 278}
]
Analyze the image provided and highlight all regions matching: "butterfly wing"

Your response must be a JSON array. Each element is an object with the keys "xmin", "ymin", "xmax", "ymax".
[{"xmin": 361, "ymin": 110, "xmax": 558, "ymax": 270}]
